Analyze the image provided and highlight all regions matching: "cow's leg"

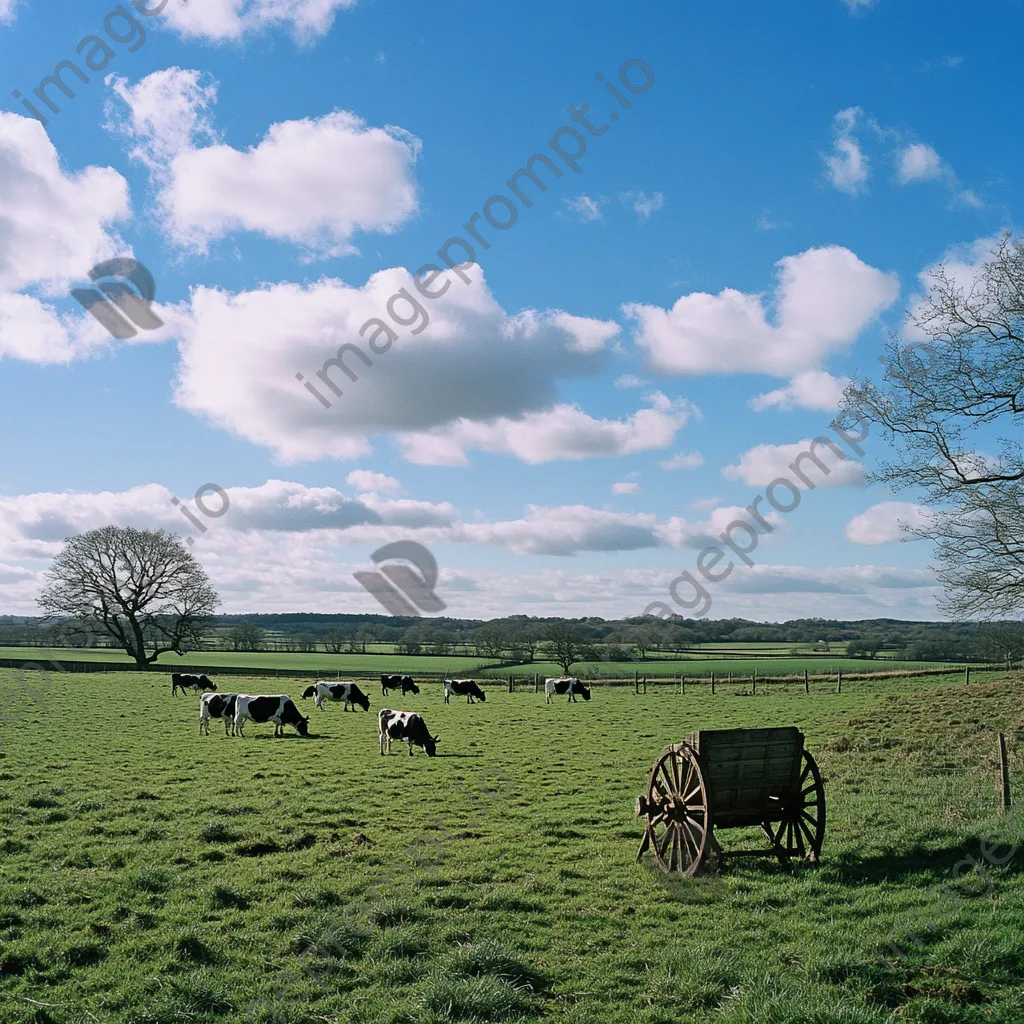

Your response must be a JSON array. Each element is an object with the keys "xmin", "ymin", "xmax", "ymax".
[{"xmin": 408, "ymin": 740, "xmax": 414, "ymax": 756}]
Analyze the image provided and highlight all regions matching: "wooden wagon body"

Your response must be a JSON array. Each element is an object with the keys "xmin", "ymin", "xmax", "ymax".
[{"xmin": 635, "ymin": 726, "xmax": 825, "ymax": 876}]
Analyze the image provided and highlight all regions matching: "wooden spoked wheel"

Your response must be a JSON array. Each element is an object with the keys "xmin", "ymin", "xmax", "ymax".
[
  {"xmin": 766, "ymin": 749, "xmax": 826, "ymax": 864},
  {"xmin": 635, "ymin": 744, "xmax": 710, "ymax": 876}
]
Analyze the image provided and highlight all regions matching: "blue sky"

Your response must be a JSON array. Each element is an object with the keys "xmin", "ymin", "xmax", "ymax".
[{"xmin": 0, "ymin": 0, "xmax": 1020, "ymax": 619}]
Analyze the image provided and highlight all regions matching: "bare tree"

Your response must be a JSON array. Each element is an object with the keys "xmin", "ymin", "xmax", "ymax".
[
  {"xmin": 38, "ymin": 526, "xmax": 219, "ymax": 668},
  {"xmin": 838, "ymin": 233, "xmax": 1024, "ymax": 618},
  {"xmin": 544, "ymin": 622, "xmax": 588, "ymax": 675},
  {"xmin": 229, "ymin": 621, "xmax": 265, "ymax": 652}
]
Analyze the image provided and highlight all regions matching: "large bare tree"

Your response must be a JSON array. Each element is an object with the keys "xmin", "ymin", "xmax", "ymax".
[
  {"xmin": 838, "ymin": 233, "xmax": 1024, "ymax": 618},
  {"xmin": 544, "ymin": 622, "xmax": 590, "ymax": 675},
  {"xmin": 38, "ymin": 526, "xmax": 219, "ymax": 668}
]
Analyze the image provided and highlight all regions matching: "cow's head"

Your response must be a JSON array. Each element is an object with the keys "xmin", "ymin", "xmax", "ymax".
[
  {"xmin": 424, "ymin": 734, "xmax": 438, "ymax": 757},
  {"xmin": 296, "ymin": 715, "xmax": 310, "ymax": 737},
  {"xmin": 409, "ymin": 682, "xmax": 421, "ymax": 694},
  {"xmin": 354, "ymin": 690, "xmax": 371, "ymax": 712},
  {"xmin": 477, "ymin": 688, "xmax": 486, "ymax": 702},
  {"xmin": 580, "ymin": 684, "xmax": 592, "ymax": 701},
  {"xmin": 300, "ymin": 685, "xmax": 316, "ymax": 699}
]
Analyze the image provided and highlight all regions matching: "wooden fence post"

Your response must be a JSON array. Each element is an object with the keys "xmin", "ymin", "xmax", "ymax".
[
  {"xmin": 837, "ymin": 670, "xmax": 842, "ymax": 694},
  {"xmin": 634, "ymin": 676, "xmax": 639, "ymax": 695},
  {"xmin": 680, "ymin": 675, "xmax": 685, "ymax": 695},
  {"xmin": 804, "ymin": 669, "xmax": 809, "ymax": 694},
  {"xmin": 711, "ymin": 672, "xmax": 715, "ymax": 695},
  {"xmin": 643, "ymin": 675, "xmax": 647, "ymax": 694},
  {"xmin": 965, "ymin": 665, "xmax": 970, "ymax": 686},
  {"xmin": 999, "ymin": 733, "xmax": 1012, "ymax": 810},
  {"xmin": 508, "ymin": 676, "xmax": 514, "ymax": 693},
  {"xmin": 534, "ymin": 674, "xmax": 539, "ymax": 693},
  {"xmin": 752, "ymin": 672, "xmax": 756, "ymax": 695}
]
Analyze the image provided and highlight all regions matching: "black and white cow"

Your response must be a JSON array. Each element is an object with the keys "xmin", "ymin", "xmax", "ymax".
[
  {"xmin": 301, "ymin": 681, "xmax": 370, "ymax": 712},
  {"xmin": 234, "ymin": 695, "xmax": 310, "ymax": 737},
  {"xmin": 381, "ymin": 674, "xmax": 420, "ymax": 697},
  {"xmin": 443, "ymin": 678, "xmax": 486, "ymax": 705},
  {"xmin": 544, "ymin": 677, "xmax": 592, "ymax": 704},
  {"xmin": 199, "ymin": 692, "xmax": 238, "ymax": 736},
  {"xmin": 378, "ymin": 709, "xmax": 438, "ymax": 757},
  {"xmin": 172, "ymin": 673, "xmax": 216, "ymax": 696}
]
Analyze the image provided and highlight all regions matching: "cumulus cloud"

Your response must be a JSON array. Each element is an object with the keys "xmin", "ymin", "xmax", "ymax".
[
  {"xmin": 346, "ymin": 470, "xmax": 401, "ymax": 494},
  {"xmin": 842, "ymin": 0, "xmax": 880, "ymax": 11},
  {"xmin": 750, "ymin": 370, "xmax": 851, "ymax": 412},
  {"xmin": 722, "ymin": 438, "xmax": 866, "ymax": 488},
  {"xmin": 615, "ymin": 374, "xmax": 646, "ymax": 389},
  {"xmin": 106, "ymin": 69, "xmax": 420, "ymax": 257},
  {"xmin": 824, "ymin": 107, "xmax": 870, "ymax": 195},
  {"xmin": 159, "ymin": 0, "xmax": 358, "ymax": 43},
  {"xmin": 0, "ymin": 113, "xmax": 150, "ymax": 363},
  {"xmin": 172, "ymin": 267, "xmax": 625, "ymax": 463},
  {"xmin": 845, "ymin": 501, "xmax": 931, "ymax": 544},
  {"xmin": 895, "ymin": 141, "xmax": 981, "ymax": 207},
  {"xmin": 612, "ymin": 481, "xmax": 640, "ymax": 495},
  {"xmin": 625, "ymin": 246, "xmax": 898, "ymax": 377},
  {"xmin": 0, "ymin": 0, "xmax": 19, "ymax": 24},
  {"xmin": 562, "ymin": 195, "xmax": 607, "ymax": 222},
  {"xmin": 395, "ymin": 393, "xmax": 696, "ymax": 466}
]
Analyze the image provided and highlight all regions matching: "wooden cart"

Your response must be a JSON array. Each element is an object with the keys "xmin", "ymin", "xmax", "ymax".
[{"xmin": 635, "ymin": 727, "xmax": 825, "ymax": 876}]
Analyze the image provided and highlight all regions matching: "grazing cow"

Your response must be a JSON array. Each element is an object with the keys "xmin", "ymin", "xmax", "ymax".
[
  {"xmin": 544, "ymin": 677, "xmax": 592, "ymax": 704},
  {"xmin": 172, "ymin": 673, "xmax": 216, "ymax": 696},
  {"xmin": 381, "ymin": 674, "xmax": 421, "ymax": 697},
  {"xmin": 301, "ymin": 681, "xmax": 370, "ymax": 712},
  {"xmin": 199, "ymin": 692, "xmax": 238, "ymax": 736},
  {"xmin": 234, "ymin": 695, "xmax": 310, "ymax": 738},
  {"xmin": 378, "ymin": 709, "xmax": 438, "ymax": 757},
  {"xmin": 443, "ymin": 678, "xmax": 486, "ymax": 705}
]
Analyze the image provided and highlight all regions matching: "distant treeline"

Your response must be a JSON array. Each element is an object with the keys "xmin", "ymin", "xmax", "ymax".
[{"xmin": 4, "ymin": 613, "xmax": 1024, "ymax": 665}]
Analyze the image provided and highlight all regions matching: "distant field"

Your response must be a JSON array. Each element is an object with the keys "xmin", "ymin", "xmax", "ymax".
[
  {"xmin": 0, "ymin": 647, "xmax": 488, "ymax": 675},
  {"xmin": 482, "ymin": 657, "xmax": 954, "ymax": 680}
]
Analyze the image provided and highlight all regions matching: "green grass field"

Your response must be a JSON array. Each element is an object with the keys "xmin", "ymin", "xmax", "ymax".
[{"xmin": 2, "ymin": 667, "xmax": 1023, "ymax": 1023}]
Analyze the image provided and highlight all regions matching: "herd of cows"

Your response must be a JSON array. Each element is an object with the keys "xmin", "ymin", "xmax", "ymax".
[{"xmin": 170, "ymin": 671, "xmax": 593, "ymax": 757}]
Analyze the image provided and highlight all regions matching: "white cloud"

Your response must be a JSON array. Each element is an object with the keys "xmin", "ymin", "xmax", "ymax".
[
  {"xmin": 824, "ymin": 107, "xmax": 870, "ymax": 195},
  {"xmin": 396, "ymin": 393, "xmax": 696, "ymax": 467},
  {"xmin": 660, "ymin": 450, "xmax": 703, "ymax": 471},
  {"xmin": 722, "ymin": 438, "xmax": 866, "ymax": 488},
  {"xmin": 845, "ymin": 501, "xmax": 931, "ymax": 544},
  {"xmin": 750, "ymin": 370, "xmax": 851, "ymax": 412},
  {"xmin": 0, "ymin": 0, "xmax": 19, "ymax": 24},
  {"xmin": 0, "ymin": 481, "xmax": 942, "ymax": 617},
  {"xmin": 625, "ymin": 246, "xmax": 899, "ymax": 377},
  {"xmin": 0, "ymin": 113, "xmax": 149, "ymax": 364},
  {"xmin": 0, "ymin": 113, "xmax": 130, "ymax": 295},
  {"xmin": 620, "ymin": 190, "xmax": 664, "ymax": 219},
  {"xmin": 550, "ymin": 311, "xmax": 621, "ymax": 353},
  {"xmin": 897, "ymin": 142, "xmax": 943, "ymax": 183},
  {"xmin": 615, "ymin": 374, "xmax": 647, "ymax": 389},
  {"xmin": 346, "ymin": 470, "xmax": 401, "ymax": 494},
  {"xmin": 612, "ymin": 482, "xmax": 639, "ymax": 495},
  {"xmin": 106, "ymin": 69, "xmax": 420, "ymax": 257},
  {"xmin": 172, "ymin": 267, "xmax": 621, "ymax": 463},
  {"xmin": 756, "ymin": 210, "xmax": 789, "ymax": 232},
  {"xmin": 842, "ymin": 0, "xmax": 880, "ymax": 11},
  {"xmin": 562, "ymin": 195, "xmax": 607, "ymax": 222},
  {"xmin": 159, "ymin": 0, "xmax": 358, "ymax": 43}
]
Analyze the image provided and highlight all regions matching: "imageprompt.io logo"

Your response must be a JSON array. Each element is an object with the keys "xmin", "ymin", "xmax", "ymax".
[
  {"xmin": 72, "ymin": 258, "xmax": 164, "ymax": 339},
  {"xmin": 354, "ymin": 541, "xmax": 446, "ymax": 617}
]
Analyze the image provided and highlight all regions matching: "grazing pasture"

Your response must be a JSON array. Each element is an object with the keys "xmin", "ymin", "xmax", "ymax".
[{"xmin": 1, "ymin": 668, "xmax": 1022, "ymax": 1023}]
